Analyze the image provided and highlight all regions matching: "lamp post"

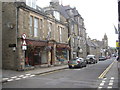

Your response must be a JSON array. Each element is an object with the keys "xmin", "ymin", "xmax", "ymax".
[{"xmin": 118, "ymin": 0, "xmax": 120, "ymax": 61}]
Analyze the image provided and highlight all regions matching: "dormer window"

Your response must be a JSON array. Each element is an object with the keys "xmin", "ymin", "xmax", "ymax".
[
  {"xmin": 53, "ymin": 11, "xmax": 60, "ymax": 21},
  {"xmin": 26, "ymin": 0, "xmax": 36, "ymax": 9}
]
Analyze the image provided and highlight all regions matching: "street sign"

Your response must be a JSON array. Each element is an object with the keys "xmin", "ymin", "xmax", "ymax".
[
  {"xmin": 22, "ymin": 33, "xmax": 26, "ymax": 39},
  {"xmin": 22, "ymin": 46, "xmax": 27, "ymax": 50},
  {"xmin": 116, "ymin": 40, "xmax": 120, "ymax": 48},
  {"xmin": 21, "ymin": 33, "xmax": 27, "ymax": 50},
  {"xmin": 22, "ymin": 40, "xmax": 27, "ymax": 46}
]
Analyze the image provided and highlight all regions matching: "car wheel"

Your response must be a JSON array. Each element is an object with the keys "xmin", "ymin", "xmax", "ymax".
[{"xmin": 69, "ymin": 66, "xmax": 72, "ymax": 69}]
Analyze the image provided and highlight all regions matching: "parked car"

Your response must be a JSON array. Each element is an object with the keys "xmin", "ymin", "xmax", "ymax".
[
  {"xmin": 86, "ymin": 55, "xmax": 97, "ymax": 64},
  {"xmin": 99, "ymin": 56, "xmax": 106, "ymax": 61},
  {"xmin": 68, "ymin": 57, "xmax": 87, "ymax": 68},
  {"xmin": 106, "ymin": 56, "xmax": 111, "ymax": 59}
]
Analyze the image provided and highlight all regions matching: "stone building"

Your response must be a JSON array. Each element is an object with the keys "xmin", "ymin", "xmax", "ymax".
[
  {"xmin": 2, "ymin": 1, "xmax": 69, "ymax": 70},
  {"xmin": 86, "ymin": 34, "xmax": 109, "ymax": 58},
  {"xmin": 44, "ymin": 0, "xmax": 87, "ymax": 59}
]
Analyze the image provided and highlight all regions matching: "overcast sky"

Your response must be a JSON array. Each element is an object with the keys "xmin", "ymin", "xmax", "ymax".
[{"xmin": 36, "ymin": 0, "xmax": 118, "ymax": 47}]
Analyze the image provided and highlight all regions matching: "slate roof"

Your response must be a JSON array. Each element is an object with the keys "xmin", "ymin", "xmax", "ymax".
[{"xmin": 86, "ymin": 39, "xmax": 95, "ymax": 47}]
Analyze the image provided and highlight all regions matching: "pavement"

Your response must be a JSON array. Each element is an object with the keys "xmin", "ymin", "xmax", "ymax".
[{"xmin": 1, "ymin": 64, "xmax": 68, "ymax": 83}]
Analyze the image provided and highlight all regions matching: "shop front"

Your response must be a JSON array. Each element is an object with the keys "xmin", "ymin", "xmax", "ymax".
[
  {"xmin": 25, "ymin": 39, "xmax": 48, "ymax": 67},
  {"xmin": 56, "ymin": 43, "xmax": 70, "ymax": 65}
]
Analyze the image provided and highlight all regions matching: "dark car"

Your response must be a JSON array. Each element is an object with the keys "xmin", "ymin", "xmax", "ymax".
[
  {"xmin": 86, "ymin": 55, "xmax": 97, "ymax": 64},
  {"xmin": 68, "ymin": 57, "xmax": 87, "ymax": 68},
  {"xmin": 99, "ymin": 56, "xmax": 106, "ymax": 61}
]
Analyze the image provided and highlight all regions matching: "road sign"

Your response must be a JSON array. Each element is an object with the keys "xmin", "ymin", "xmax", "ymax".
[
  {"xmin": 116, "ymin": 40, "xmax": 120, "ymax": 48},
  {"xmin": 22, "ymin": 33, "xmax": 26, "ymax": 39},
  {"xmin": 22, "ymin": 46, "xmax": 27, "ymax": 50},
  {"xmin": 22, "ymin": 40, "xmax": 27, "ymax": 46}
]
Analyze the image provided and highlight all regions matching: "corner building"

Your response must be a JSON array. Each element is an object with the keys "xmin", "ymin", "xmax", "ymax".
[{"xmin": 2, "ymin": 2, "xmax": 70, "ymax": 70}]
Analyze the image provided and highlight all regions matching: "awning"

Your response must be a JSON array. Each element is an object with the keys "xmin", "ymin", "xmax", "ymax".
[
  {"xmin": 56, "ymin": 43, "xmax": 70, "ymax": 50},
  {"xmin": 26, "ymin": 39, "xmax": 47, "ymax": 47}
]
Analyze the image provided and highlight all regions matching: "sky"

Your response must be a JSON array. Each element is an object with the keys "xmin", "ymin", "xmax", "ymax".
[{"xmin": 36, "ymin": 0, "xmax": 118, "ymax": 47}]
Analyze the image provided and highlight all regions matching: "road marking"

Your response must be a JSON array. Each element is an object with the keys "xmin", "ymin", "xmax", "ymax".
[
  {"xmin": 107, "ymin": 86, "xmax": 112, "ymax": 89},
  {"xmin": 2, "ymin": 78, "xmax": 9, "ymax": 81},
  {"xmin": 25, "ymin": 74, "xmax": 31, "ymax": 76},
  {"xmin": 74, "ymin": 69, "xmax": 81, "ymax": 70},
  {"xmin": 7, "ymin": 79, "xmax": 14, "ymax": 82},
  {"xmin": 98, "ymin": 86, "xmax": 103, "ymax": 89},
  {"xmin": 22, "ymin": 76, "xmax": 27, "ymax": 78},
  {"xmin": 109, "ymin": 80, "xmax": 114, "ymax": 83},
  {"xmin": 111, "ymin": 77, "xmax": 114, "ymax": 80},
  {"xmin": 29, "ymin": 75, "xmax": 35, "ymax": 77},
  {"xmin": 15, "ymin": 78, "xmax": 21, "ymax": 80},
  {"xmin": 102, "ymin": 80, "xmax": 105, "ymax": 83},
  {"xmin": 18, "ymin": 75, "xmax": 24, "ymax": 77},
  {"xmin": 98, "ymin": 60, "xmax": 115, "ymax": 79},
  {"xmin": 103, "ymin": 78, "xmax": 107, "ymax": 80},
  {"xmin": 11, "ymin": 76, "xmax": 17, "ymax": 79},
  {"xmin": 108, "ymin": 82, "xmax": 113, "ymax": 85},
  {"xmin": 100, "ymin": 82, "xmax": 104, "ymax": 86}
]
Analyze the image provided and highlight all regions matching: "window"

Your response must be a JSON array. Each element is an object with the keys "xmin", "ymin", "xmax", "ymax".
[
  {"xmin": 34, "ymin": 18, "xmax": 38, "ymax": 37},
  {"xmin": 59, "ymin": 27, "xmax": 62, "ymax": 42},
  {"xmin": 47, "ymin": 22, "xmax": 52, "ymax": 39},
  {"xmin": 53, "ymin": 11, "xmax": 60, "ymax": 21},
  {"xmin": 29, "ymin": 16, "xmax": 33, "ymax": 36},
  {"xmin": 26, "ymin": 0, "xmax": 36, "ymax": 9},
  {"xmin": 40, "ymin": 19, "xmax": 42, "ymax": 30}
]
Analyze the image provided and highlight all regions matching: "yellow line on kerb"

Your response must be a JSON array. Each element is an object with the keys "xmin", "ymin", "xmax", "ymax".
[{"xmin": 98, "ymin": 60, "xmax": 115, "ymax": 79}]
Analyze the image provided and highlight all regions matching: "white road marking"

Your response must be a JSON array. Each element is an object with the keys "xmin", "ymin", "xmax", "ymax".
[
  {"xmin": 98, "ymin": 86, "xmax": 103, "ymax": 89},
  {"xmin": 108, "ymin": 82, "xmax": 113, "ymax": 86},
  {"xmin": 25, "ymin": 74, "xmax": 31, "ymax": 76},
  {"xmin": 109, "ymin": 80, "xmax": 114, "ymax": 83},
  {"xmin": 102, "ymin": 80, "xmax": 106, "ymax": 83},
  {"xmin": 29, "ymin": 75, "xmax": 35, "ymax": 77},
  {"xmin": 103, "ymin": 78, "xmax": 107, "ymax": 80},
  {"xmin": 74, "ymin": 69, "xmax": 81, "ymax": 70},
  {"xmin": 22, "ymin": 76, "xmax": 29, "ymax": 79},
  {"xmin": 107, "ymin": 86, "xmax": 112, "ymax": 89},
  {"xmin": 15, "ymin": 78, "xmax": 21, "ymax": 80},
  {"xmin": 11, "ymin": 76, "xmax": 17, "ymax": 79},
  {"xmin": 100, "ymin": 82, "xmax": 104, "ymax": 86},
  {"xmin": 111, "ymin": 77, "xmax": 114, "ymax": 80},
  {"xmin": 18, "ymin": 75, "xmax": 24, "ymax": 77},
  {"xmin": 7, "ymin": 79, "xmax": 14, "ymax": 82},
  {"xmin": 2, "ymin": 78, "xmax": 9, "ymax": 81}
]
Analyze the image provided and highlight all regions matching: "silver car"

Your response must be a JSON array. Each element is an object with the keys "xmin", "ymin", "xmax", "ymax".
[
  {"xmin": 86, "ymin": 55, "xmax": 97, "ymax": 64},
  {"xmin": 68, "ymin": 57, "xmax": 87, "ymax": 68}
]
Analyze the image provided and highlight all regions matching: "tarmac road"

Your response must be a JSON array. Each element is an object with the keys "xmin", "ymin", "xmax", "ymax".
[{"xmin": 2, "ymin": 57, "xmax": 119, "ymax": 89}]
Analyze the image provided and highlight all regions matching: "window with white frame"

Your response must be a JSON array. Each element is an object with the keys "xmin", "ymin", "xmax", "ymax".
[
  {"xmin": 29, "ymin": 16, "xmax": 33, "ymax": 36},
  {"xmin": 40, "ymin": 19, "xmax": 42, "ymax": 30},
  {"xmin": 34, "ymin": 17, "xmax": 38, "ymax": 37},
  {"xmin": 48, "ymin": 22, "xmax": 52, "ymax": 39},
  {"xmin": 26, "ymin": 0, "xmax": 36, "ymax": 9},
  {"xmin": 59, "ymin": 27, "xmax": 62, "ymax": 42}
]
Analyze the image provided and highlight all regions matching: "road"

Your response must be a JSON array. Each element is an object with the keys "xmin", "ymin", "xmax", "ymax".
[{"xmin": 2, "ymin": 57, "xmax": 118, "ymax": 89}]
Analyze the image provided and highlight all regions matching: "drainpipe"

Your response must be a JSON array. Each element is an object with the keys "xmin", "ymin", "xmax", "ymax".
[{"xmin": 15, "ymin": 3, "xmax": 19, "ymax": 70}]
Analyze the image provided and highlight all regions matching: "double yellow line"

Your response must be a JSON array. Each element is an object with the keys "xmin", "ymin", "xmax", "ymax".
[{"xmin": 98, "ymin": 60, "xmax": 115, "ymax": 79}]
